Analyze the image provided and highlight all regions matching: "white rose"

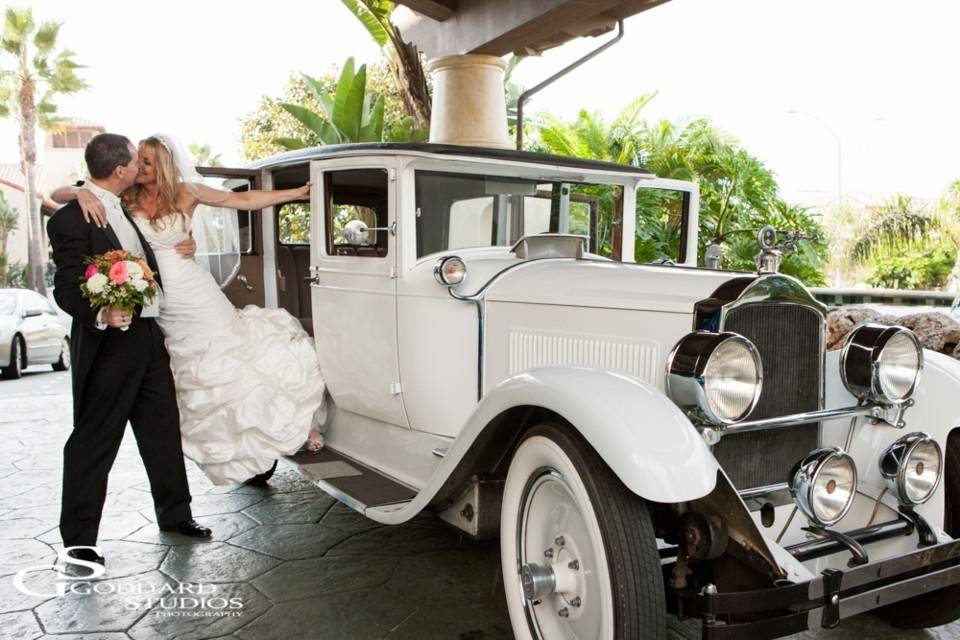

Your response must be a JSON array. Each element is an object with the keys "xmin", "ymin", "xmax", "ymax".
[
  {"xmin": 124, "ymin": 260, "xmax": 144, "ymax": 282},
  {"xmin": 86, "ymin": 272, "xmax": 108, "ymax": 294},
  {"xmin": 133, "ymin": 279, "xmax": 149, "ymax": 292}
]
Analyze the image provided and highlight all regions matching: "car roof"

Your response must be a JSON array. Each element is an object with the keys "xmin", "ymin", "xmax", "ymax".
[
  {"xmin": 244, "ymin": 142, "xmax": 653, "ymax": 177},
  {"xmin": 0, "ymin": 289, "xmax": 39, "ymax": 299}
]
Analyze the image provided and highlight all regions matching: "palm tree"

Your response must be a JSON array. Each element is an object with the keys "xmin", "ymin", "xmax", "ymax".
[
  {"xmin": 0, "ymin": 7, "xmax": 86, "ymax": 293},
  {"xmin": 850, "ymin": 194, "xmax": 934, "ymax": 263},
  {"xmin": 533, "ymin": 99, "xmax": 826, "ymax": 283},
  {"xmin": 936, "ymin": 180, "xmax": 960, "ymax": 290},
  {"xmin": 189, "ymin": 142, "xmax": 222, "ymax": 167},
  {"xmin": 535, "ymin": 95, "xmax": 655, "ymax": 164}
]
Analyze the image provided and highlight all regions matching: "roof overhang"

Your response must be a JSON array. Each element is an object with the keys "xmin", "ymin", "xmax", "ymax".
[{"xmin": 392, "ymin": 0, "xmax": 670, "ymax": 58}]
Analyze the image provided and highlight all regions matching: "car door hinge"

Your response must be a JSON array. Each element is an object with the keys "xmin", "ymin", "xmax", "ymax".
[
  {"xmin": 389, "ymin": 168, "xmax": 397, "ymax": 181},
  {"xmin": 389, "ymin": 382, "xmax": 402, "ymax": 395},
  {"xmin": 390, "ymin": 264, "xmax": 398, "ymax": 278}
]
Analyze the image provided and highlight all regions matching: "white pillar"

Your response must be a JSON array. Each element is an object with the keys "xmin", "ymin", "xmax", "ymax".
[{"xmin": 427, "ymin": 54, "xmax": 512, "ymax": 150}]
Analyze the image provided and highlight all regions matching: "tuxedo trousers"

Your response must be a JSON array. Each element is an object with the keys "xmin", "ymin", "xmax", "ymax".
[{"xmin": 60, "ymin": 318, "xmax": 193, "ymax": 547}]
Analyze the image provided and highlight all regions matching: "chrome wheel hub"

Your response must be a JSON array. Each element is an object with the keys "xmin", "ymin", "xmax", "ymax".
[{"xmin": 517, "ymin": 467, "xmax": 600, "ymax": 637}]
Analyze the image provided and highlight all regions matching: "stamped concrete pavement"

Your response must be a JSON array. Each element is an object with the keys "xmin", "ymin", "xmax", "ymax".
[{"xmin": 1, "ymin": 367, "xmax": 957, "ymax": 639}]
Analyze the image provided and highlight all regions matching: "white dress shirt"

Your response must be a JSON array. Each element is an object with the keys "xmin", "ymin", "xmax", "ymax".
[{"xmin": 83, "ymin": 181, "xmax": 161, "ymax": 325}]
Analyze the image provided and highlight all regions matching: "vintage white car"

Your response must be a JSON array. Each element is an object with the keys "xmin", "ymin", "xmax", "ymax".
[{"xmin": 197, "ymin": 142, "xmax": 960, "ymax": 639}]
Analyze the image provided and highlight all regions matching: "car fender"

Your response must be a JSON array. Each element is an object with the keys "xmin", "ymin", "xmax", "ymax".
[
  {"xmin": 463, "ymin": 366, "xmax": 717, "ymax": 502},
  {"xmin": 364, "ymin": 366, "xmax": 717, "ymax": 525}
]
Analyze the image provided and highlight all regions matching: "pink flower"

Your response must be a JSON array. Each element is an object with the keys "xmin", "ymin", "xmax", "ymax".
[
  {"xmin": 108, "ymin": 261, "xmax": 128, "ymax": 285},
  {"xmin": 85, "ymin": 264, "xmax": 99, "ymax": 279}
]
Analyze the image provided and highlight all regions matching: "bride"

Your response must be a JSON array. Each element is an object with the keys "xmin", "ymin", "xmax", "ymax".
[{"xmin": 52, "ymin": 134, "xmax": 325, "ymax": 486}]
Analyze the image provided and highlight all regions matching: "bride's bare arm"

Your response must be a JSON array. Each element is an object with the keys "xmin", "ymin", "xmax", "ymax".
[
  {"xmin": 186, "ymin": 182, "xmax": 311, "ymax": 211},
  {"xmin": 50, "ymin": 185, "xmax": 108, "ymax": 227}
]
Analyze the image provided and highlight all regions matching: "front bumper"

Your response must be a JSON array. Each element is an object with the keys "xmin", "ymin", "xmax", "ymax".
[{"xmin": 667, "ymin": 536, "xmax": 960, "ymax": 639}]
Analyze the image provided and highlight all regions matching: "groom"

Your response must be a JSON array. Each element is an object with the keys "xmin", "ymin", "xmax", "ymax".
[{"xmin": 47, "ymin": 133, "xmax": 212, "ymax": 565}]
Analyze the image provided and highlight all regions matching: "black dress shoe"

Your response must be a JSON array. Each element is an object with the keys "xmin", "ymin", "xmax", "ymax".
[
  {"xmin": 243, "ymin": 459, "xmax": 278, "ymax": 486},
  {"xmin": 66, "ymin": 547, "xmax": 105, "ymax": 565},
  {"xmin": 160, "ymin": 519, "xmax": 212, "ymax": 538}
]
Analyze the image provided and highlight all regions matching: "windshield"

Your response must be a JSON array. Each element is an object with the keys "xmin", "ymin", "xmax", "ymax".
[
  {"xmin": 0, "ymin": 293, "xmax": 17, "ymax": 316},
  {"xmin": 415, "ymin": 171, "xmax": 624, "ymax": 259}
]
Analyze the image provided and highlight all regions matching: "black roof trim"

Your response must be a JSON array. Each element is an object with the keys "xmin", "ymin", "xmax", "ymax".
[{"xmin": 246, "ymin": 142, "xmax": 653, "ymax": 176}]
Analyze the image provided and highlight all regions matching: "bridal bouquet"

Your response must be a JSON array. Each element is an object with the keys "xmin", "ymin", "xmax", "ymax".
[{"xmin": 80, "ymin": 250, "xmax": 157, "ymax": 329}]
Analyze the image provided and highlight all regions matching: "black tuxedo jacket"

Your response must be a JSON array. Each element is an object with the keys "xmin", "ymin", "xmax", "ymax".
[{"xmin": 46, "ymin": 201, "xmax": 164, "ymax": 418}]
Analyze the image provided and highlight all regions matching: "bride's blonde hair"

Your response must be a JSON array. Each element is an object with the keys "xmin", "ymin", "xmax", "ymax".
[{"xmin": 129, "ymin": 136, "xmax": 187, "ymax": 231}]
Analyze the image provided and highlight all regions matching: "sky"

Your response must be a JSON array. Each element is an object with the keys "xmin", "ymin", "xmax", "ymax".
[{"xmin": 4, "ymin": 0, "xmax": 959, "ymax": 202}]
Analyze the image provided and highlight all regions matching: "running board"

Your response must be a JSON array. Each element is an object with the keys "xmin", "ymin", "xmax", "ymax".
[{"xmin": 285, "ymin": 448, "xmax": 416, "ymax": 514}]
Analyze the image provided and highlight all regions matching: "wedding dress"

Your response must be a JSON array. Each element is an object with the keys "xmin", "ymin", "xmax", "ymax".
[{"xmin": 134, "ymin": 213, "xmax": 325, "ymax": 485}]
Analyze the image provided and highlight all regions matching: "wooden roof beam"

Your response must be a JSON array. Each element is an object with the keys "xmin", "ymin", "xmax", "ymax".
[
  {"xmin": 393, "ymin": 0, "xmax": 668, "ymax": 59},
  {"xmin": 393, "ymin": 0, "xmax": 458, "ymax": 22}
]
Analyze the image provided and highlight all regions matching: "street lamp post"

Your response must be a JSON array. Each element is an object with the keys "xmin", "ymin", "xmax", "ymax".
[
  {"xmin": 788, "ymin": 109, "xmax": 843, "ymax": 284},
  {"xmin": 788, "ymin": 109, "xmax": 842, "ymax": 218}
]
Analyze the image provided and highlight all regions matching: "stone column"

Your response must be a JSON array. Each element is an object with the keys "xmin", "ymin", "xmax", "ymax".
[{"xmin": 427, "ymin": 54, "xmax": 512, "ymax": 150}]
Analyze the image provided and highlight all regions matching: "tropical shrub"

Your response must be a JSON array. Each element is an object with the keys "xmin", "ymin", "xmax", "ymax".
[{"xmin": 867, "ymin": 244, "xmax": 956, "ymax": 290}]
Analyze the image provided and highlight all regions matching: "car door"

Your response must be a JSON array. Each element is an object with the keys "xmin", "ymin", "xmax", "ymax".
[
  {"xmin": 630, "ymin": 178, "xmax": 700, "ymax": 266},
  {"xmin": 308, "ymin": 158, "xmax": 408, "ymax": 428},
  {"xmin": 195, "ymin": 167, "xmax": 265, "ymax": 308},
  {"xmin": 20, "ymin": 292, "xmax": 57, "ymax": 362}
]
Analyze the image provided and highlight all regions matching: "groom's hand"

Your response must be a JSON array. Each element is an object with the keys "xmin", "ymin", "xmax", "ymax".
[
  {"xmin": 175, "ymin": 233, "xmax": 196, "ymax": 259},
  {"xmin": 100, "ymin": 307, "xmax": 133, "ymax": 329}
]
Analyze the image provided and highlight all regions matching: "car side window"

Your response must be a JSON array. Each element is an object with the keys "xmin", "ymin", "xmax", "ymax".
[
  {"xmin": 635, "ymin": 188, "xmax": 689, "ymax": 264},
  {"xmin": 415, "ymin": 171, "xmax": 623, "ymax": 259},
  {"xmin": 24, "ymin": 293, "xmax": 52, "ymax": 315},
  {"xmin": 278, "ymin": 202, "xmax": 310, "ymax": 246},
  {"xmin": 324, "ymin": 169, "xmax": 389, "ymax": 258}
]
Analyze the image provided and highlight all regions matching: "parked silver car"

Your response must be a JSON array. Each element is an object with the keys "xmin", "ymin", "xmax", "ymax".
[{"xmin": 0, "ymin": 288, "xmax": 70, "ymax": 379}]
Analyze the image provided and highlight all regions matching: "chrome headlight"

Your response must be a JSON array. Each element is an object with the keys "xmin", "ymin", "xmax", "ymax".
[
  {"xmin": 434, "ymin": 255, "xmax": 466, "ymax": 286},
  {"xmin": 666, "ymin": 331, "xmax": 763, "ymax": 425},
  {"xmin": 880, "ymin": 432, "xmax": 943, "ymax": 505},
  {"xmin": 841, "ymin": 324, "xmax": 922, "ymax": 403},
  {"xmin": 789, "ymin": 448, "xmax": 857, "ymax": 526}
]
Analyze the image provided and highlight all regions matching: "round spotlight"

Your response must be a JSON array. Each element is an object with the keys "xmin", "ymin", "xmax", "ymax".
[
  {"xmin": 880, "ymin": 432, "xmax": 943, "ymax": 505},
  {"xmin": 841, "ymin": 324, "xmax": 923, "ymax": 403},
  {"xmin": 789, "ymin": 448, "xmax": 857, "ymax": 527},
  {"xmin": 666, "ymin": 331, "xmax": 763, "ymax": 425},
  {"xmin": 434, "ymin": 255, "xmax": 466, "ymax": 286}
]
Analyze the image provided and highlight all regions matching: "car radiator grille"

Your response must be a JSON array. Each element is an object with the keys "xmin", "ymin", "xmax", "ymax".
[{"xmin": 715, "ymin": 303, "xmax": 823, "ymax": 489}]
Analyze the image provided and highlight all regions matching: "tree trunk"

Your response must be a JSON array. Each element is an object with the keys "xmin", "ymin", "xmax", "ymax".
[
  {"xmin": 388, "ymin": 27, "xmax": 431, "ymax": 128},
  {"xmin": 18, "ymin": 64, "xmax": 45, "ymax": 295}
]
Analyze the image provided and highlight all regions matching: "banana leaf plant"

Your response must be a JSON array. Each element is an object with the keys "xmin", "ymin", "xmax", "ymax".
[{"xmin": 275, "ymin": 57, "xmax": 385, "ymax": 149}]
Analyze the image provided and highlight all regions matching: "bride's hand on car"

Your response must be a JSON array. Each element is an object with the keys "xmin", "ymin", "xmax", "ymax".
[
  {"xmin": 293, "ymin": 181, "xmax": 312, "ymax": 200},
  {"xmin": 78, "ymin": 188, "xmax": 108, "ymax": 227}
]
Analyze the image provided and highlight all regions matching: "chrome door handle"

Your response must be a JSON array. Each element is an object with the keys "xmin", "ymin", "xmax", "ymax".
[{"xmin": 237, "ymin": 274, "xmax": 255, "ymax": 291}]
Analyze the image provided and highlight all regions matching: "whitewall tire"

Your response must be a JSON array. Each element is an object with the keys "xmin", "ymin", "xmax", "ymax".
[{"xmin": 500, "ymin": 422, "xmax": 665, "ymax": 640}]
